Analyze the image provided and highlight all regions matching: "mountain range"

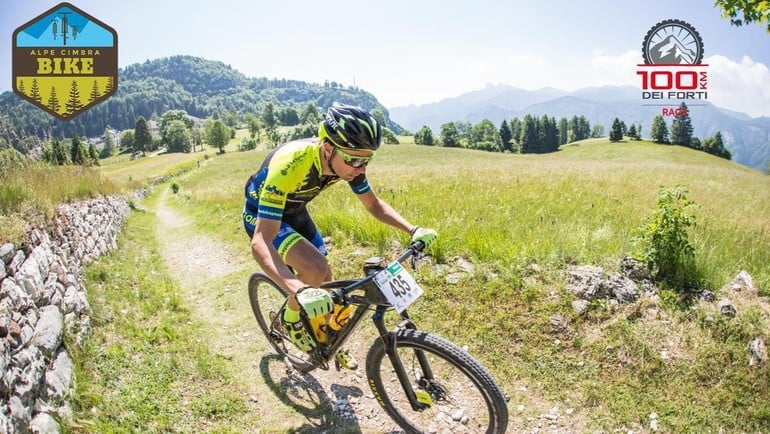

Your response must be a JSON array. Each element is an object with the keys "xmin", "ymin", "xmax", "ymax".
[{"xmin": 389, "ymin": 84, "xmax": 770, "ymax": 171}]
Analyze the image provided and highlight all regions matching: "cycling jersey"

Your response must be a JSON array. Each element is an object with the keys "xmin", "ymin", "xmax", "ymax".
[
  {"xmin": 245, "ymin": 138, "xmax": 370, "ymax": 220},
  {"xmin": 242, "ymin": 138, "xmax": 371, "ymax": 258}
]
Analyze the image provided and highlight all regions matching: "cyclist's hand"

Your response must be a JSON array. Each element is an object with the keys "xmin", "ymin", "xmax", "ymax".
[
  {"xmin": 410, "ymin": 227, "xmax": 438, "ymax": 248},
  {"xmin": 297, "ymin": 287, "xmax": 334, "ymax": 318}
]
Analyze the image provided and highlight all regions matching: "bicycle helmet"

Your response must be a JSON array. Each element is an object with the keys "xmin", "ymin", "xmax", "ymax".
[{"xmin": 319, "ymin": 103, "xmax": 382, "ymax": 151}]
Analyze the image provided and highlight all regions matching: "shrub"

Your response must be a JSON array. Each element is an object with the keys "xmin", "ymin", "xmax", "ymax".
[{"xmin": 632, "ymin": 186, "xmax": 700, "ymax": 289}]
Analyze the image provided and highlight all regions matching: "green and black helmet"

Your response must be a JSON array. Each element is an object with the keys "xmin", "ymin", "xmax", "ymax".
[{"xmin": 319, "ymin": 103, "xmax": 382, "ymax": 151}]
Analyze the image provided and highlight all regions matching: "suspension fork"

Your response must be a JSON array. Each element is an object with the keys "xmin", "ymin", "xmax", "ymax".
[{"xmin": 372, "ymin": 307, "xmax": 434, "ymax": 411}]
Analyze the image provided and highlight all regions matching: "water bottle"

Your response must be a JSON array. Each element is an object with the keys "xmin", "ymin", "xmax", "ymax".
[{"xmin": 329, "ymin": 303, "xmax": 353, "ymax": 331}]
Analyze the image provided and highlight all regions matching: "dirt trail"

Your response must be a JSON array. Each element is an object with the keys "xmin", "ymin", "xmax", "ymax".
[{"xmin": 152, "ymin": 186, "xmax": 403, "ymax": 433}]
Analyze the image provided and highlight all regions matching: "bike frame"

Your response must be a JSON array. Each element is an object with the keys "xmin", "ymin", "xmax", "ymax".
[{"xmin": 292, "ymin": 244, "xmax": 434, "ymax": 411}]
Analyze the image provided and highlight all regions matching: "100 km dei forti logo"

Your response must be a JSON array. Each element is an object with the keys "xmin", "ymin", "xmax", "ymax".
[
  {"xmin": 12, "ymin": 2, "xmax": 118, "ymax": 121},
  {"xmin": 637, "ymin": 19, "xmax": 708, "ymax": 115}
]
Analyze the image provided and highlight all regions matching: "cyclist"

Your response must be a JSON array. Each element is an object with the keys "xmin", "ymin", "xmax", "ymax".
[{"xmin": 243, "ymin": 102, "xmax": 437, "ymax": 365}]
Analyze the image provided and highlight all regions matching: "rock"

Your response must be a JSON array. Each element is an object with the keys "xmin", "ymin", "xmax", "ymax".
[
  {"xmin": 749, "ymin": 338, "xmax": 768, "ymax": 366},
  {"xmin": 620, "ymin": 256, "xmax": 650, "ymax": 281},
  {"xmin": 29, "ymin": 412, "xmax": 60, "ymax": 434},
  {"xmin": 0, "ymin": 243, "xmax": 15, "ymax": 264},
  {"xmin": 722, "ymin": 270, "xmax": 757, "ymax": 296},
  {"xmin": 573, "ymin": 299, "xmax": 590, "ymax": 315},
  {"xmin": 567, "ymin": 266, "xmax": 606, "ymax": 301},
  {"xmin": 606, "ymin": 273, "xmax": 639, "ymax": 303},
  {"xmin": 717, "ymin": 299, "xmax": 737, "ymax": 318},
  {"xmin": 550, "ymin": 315, "xmax": 569, "ymax": 332},
  {"xmin": 31, "ymin": 306, "xmax": 64, "ymax": 359}
]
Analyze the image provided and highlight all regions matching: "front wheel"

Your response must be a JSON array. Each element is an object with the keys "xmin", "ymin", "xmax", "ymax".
[
  {"xmin": 366, "ymin": 329, "xmax": 508, "ymax": 434},
  {"xmin": 247, "ymin": 273, "xmax": 316, "ymax": 372}
]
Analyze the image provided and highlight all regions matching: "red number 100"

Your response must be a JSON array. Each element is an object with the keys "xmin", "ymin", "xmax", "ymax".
[{"xmin": 637, "ymin": 71, "xmax": 698, "ymax": 90}]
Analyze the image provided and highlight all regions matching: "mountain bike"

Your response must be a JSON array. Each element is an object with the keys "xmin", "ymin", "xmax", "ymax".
[{"xmin": 248, "ymin": 242, "xmax": 509, "ymax": 434}]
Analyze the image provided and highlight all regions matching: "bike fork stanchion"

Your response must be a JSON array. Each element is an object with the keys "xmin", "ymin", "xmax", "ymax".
[
  {"xmin": 398, "ymin": 314, "xmax": 435, "ymax": 384},
  {"xmin": 373, "ymin": 308, "xmax": 429, "ymax": 412}
]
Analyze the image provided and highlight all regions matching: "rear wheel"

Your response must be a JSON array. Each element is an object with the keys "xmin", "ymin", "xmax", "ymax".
[
  {"xmin": 247, "ymin": 273, "xmax": 316, "ymax": 372},
  {"xmin": 366, "ymin": 329, "xmax": 508, "ymax": 433}
]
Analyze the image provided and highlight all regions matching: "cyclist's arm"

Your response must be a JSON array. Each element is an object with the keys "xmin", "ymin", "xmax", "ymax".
[
  {"xmin": 355, "ymin": 189, "xmax": 415, "ymax": 234},
  {"xmin": 251, "ymin": 218, "xmax": 306, "ymax": 308}
]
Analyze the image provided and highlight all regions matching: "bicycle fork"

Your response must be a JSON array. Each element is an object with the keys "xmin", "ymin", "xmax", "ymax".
[{"xmin": 372, "ymin": 307, "xmax": 435, "ymax": 412}]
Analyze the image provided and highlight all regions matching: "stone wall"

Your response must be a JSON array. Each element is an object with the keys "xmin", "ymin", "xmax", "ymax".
[{"xmin": 0, "ymin": 195, "xmax": 134, "ymax": 433}]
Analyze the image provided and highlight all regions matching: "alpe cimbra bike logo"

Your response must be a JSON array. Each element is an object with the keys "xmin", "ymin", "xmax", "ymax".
[
  {"xmin": 12, "ymin": 2, "xmax": 118, "ymax": 121},
  {"xmin": 637, "ymin": 19, "xmax": 708, "ymax": 116}
]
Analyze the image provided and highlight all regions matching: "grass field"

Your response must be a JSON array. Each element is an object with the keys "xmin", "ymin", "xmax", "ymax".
[
  {"xmin": 161, "ymin": 137, "xmax": 770, "ymax": 432},
  {"xmin": 7, "ymin": 134, "xmax": 767, "ymax": 432}
]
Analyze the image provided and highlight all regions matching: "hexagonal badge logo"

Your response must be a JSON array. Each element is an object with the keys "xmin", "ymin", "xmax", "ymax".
[{"xmin": 12, "ymin": 2, "xmax": 118, "ymax": 121}]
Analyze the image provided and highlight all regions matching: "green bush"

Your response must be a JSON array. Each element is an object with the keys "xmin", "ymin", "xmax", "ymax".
[
  {"xmin": 632, "ymin": 186, "xmax": 700, "ymax": 289},
  {"xmin": 171, "ymin": 182, "xmax": 179, "ymax": 194}
]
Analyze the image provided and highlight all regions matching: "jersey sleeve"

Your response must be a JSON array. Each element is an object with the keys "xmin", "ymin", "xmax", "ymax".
[{"xmin": 348, "ymin": 174, "xmax": 371, "ymax": 195}]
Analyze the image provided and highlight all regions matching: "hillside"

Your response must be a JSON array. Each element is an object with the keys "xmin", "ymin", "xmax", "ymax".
[
  {"xmin": 0, "ymin": 55, "xmax": 403, "ymax": 143},
  {"xmin": 389, "ymin": 84, "xmax": 770, "ymax": 171}
]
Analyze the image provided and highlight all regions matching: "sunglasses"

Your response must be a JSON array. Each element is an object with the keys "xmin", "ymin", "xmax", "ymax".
[{"xmin": 335, "ymin": 148, "xmax": 374, "ymax": 168}]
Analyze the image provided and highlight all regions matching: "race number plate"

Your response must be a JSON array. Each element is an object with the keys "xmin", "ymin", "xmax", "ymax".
[{"xmin": 373, "ymin": 261, "xmax": 423, "ymax": 313}]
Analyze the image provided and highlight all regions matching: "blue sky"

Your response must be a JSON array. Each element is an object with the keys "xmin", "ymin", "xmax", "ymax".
[{"xmin": 2, "ymin": 0, "xmax": 769, "ymax": 117}]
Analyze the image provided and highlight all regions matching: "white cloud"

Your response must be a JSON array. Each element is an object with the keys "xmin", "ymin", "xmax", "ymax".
[
  {"xmin": 589, "ymin": 49, "xmax": 642, "ymax": 87},
  {"xmin": 705, "ymin": 55, "xmax": 770, "ymax": 118}
]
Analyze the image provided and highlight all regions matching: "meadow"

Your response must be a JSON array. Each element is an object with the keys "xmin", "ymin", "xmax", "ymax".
[
  {"xmin": 161, "ymin": 137, "xmax": 769, "ymax": 431},
  {"xmin": 4, "ymin": 135, "xmax": 769, "ymax": 431}
]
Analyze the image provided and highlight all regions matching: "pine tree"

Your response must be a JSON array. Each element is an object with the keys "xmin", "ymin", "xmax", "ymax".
[
  {"xmin": 134, "ymin": 116, "xmax": 152, "ymax": 156},
  {"xmin": 29, "ymin": 79, "xmax": 42, "ymax": 103},
  {"xmin": 670, "ymin": 102, "xmax": 693, "ymax": 147},
  {"xmin": 65, "ymin": 80, "xmax": 84, "ymax": 115},
  {"xmin": 70, "ymin": 135, "xmax": 87, "ymax": 165},
  {"xmin": 499, "ymin": 120, "xmax": 512, "ymax": 152},
  {"xmin": 520, "ymin": 115, "xmax": 538, "ymax": 153},
  {"xmin": 88, "ymin": 143, "xmax": 100, "ymax": 165},
  {"xmin": 17, "ymin": 79, "xmax": 26, "ymax": 95},
  {"xmin": 627, "ymin": 124, "xmax": 638, "ymax": 140},
  {"xmin": 52, "ymin": 138, "xmax": 70, "ymax": 165},
  {"xmin": 47, "ymin": 86, "xmax": 61, "ymax": 113},
  {"xmin": 90, "ymin": 80, "xmax": 101, "ymax": 101},
  {"xmin": 610, "ymin": 118, "xmax": 624, "ymax": 142}
]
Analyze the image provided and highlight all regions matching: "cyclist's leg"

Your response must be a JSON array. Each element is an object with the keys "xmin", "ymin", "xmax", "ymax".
[{"xmin": 279, "ymin": 210, "xmax": 332, "ymax": 286}]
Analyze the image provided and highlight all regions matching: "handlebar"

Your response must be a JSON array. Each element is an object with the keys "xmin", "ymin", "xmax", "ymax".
[{"xmin": 327, "ymin": 241, "xmax": 425, "ymax": 304}]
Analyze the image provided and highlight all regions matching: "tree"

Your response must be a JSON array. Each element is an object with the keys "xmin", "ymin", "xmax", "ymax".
[
  {"xmin": 715, "ymin": 0, "xmax": 770, "ymax": 33},
  {"xmin": 371, "ymin": 109, "xmax": 387, "ymax": 130},
  {"xmin": 670, "ymin": 102, "xmax": 694, "ymax": 147},
  {"xmin": 300, "ymin": 102, "xmax": 322, "ymax": 125},
  {"xmin": 88, "ymin": 143, "xmax": 100, "ymax": 165},
  {"xmin": 244, "ymin": 113, "xmax": 261, "ymax": 140},
  {"xmin": 439, "ymin": 122, "xmax": 460, "ymax": 147},
  {"xmin": 469, "ymin": 119, "xmax": 502, "ymax": 151},
  {"xmin": 90, "ymin": 80, "xmax": 101, "ymax": 101},
  {"xmin": 610, "ymin": 118, "xmax": 624, "ymax": 142},
  {"xmin": 262, "ymin": 102, "xmax": 278, "ymax": 130},
  {"xmin": 591, "ymin": 124, "xmax": 605, "ymax": 138},
  {"xmin": 65, "ymin": 80, "xmax": 84, "ymax": 115},
  {"xmin": 165, "ymin": 120, "xmax": 192, "ymax": 153},
  {"xmin": 627, "ymin": 124, "xmax": 639, "ymax": 140},
  {"xmin": 70, "ymin": 135, "xmax": 88, "ymax": 165},
  {"xmin": 191, "ymin": 127, "xmax": 204, "ymax": 152},
  {"xmin": 519, "ymin": 115, "xmax": 538, "ymax": 153},
  {"xmin": 134, "ymin": 116, "xmax": 152, "ymax": 156},
  {"xmin": 702, "ymin": 131, "xmax": 732, "ymax": 159},
  {"xmin": 414, "ymin": 126, "xmax": 434, "ymax": 146},
  {"xmin": 207, "ymin": 119, "xmax": 230, "ymax": 153},
  {"xmin": 558, "ymin": 117, "xmax": 569, "ymax": 145},
  {"xmin": 51, "ymin": 138, "xmax": 70, "ymax": 165},
  {"xmin": 650, "ymin": 115, "xmax": 669, "ymax": 144},
  {"xmin": 499, "ymin": 120, "xmax": 513, "ymax": 152},
  {"xmin": 100, "ymin": 127, "xmax": 116, "ymax": 158},
  {"xmin": 160, "ymin": 110, "xmax": 193, "ymax": 146},
  {"xmin": 120, "ymin": 130, "xmax": 135, "ymax": 152},
  {"xmin": 46, "ymin": 86, "xmax": 60, "ymax": 113},
  {"xmin": 29, "ymin": 79, "xmax": 42, "ymax": 103}
]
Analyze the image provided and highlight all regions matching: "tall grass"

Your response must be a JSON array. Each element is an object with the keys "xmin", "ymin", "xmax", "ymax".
[{"xmin": 0, "ymin": 163, "xmax": 122, "ymax": 244}]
